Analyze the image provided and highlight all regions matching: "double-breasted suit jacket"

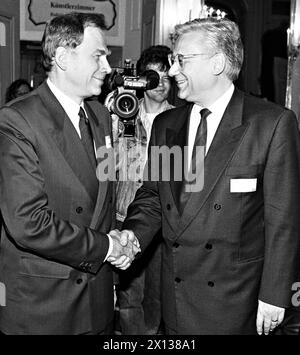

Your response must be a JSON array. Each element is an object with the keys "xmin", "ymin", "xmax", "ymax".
[
  {"xmin": 0, "ymin": 82, "xmax": 115, "ymax": 334},
  {"xmin": 124, "ymin": 89, "xmax": 300, "ymax": 334}
]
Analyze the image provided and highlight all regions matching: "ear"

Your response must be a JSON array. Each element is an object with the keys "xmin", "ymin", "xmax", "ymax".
[
  {"xmin": 211, "ymin": 52, "xmax": 226, "ymax": 76},
  {"xmin": 54, "ymin": 47, "xmax": 69, "ymax": 71}
]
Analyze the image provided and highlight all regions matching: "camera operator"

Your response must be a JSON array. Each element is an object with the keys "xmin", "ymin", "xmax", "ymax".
[{"xmin": 112, "ymin": 45, "xmax": 174, "ymax": 335}]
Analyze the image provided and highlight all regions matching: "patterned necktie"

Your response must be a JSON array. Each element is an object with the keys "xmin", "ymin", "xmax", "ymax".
[
  {"xmin": 178, "ymin": 108, "xmax": 211, "ymax": 214},
  {"xmin": 78, "ymin": 107, "xmax": 96, "ymax": 169}
]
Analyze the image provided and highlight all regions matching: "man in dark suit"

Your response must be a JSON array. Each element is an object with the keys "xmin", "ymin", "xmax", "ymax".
[
  {"xmin": 119, "ymin": 18, "xmax": 300, "ymax": 334},
  {"xmin": 0, "ymin": 13, "xmax": 138, "ymax": 335}
]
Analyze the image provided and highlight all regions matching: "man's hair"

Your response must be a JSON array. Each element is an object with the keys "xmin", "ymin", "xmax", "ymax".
[
  {"xmin": 173, "ymin": 18, "xmax": 243, "ymax": 81},
  {"xmin": 42, "ymin": 12, "xmax": 106, "ymax": 72},
  {"xmin": 136, "ymin": 45, "xmax": 172, "ymax": 75}
]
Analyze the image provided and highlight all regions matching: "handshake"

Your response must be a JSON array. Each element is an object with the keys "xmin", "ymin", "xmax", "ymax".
[{"xmin": 106, "ymin": 229, "xmax": 141, "ymax": 270}]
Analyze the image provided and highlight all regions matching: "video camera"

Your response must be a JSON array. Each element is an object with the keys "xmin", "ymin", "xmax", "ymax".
[{"xmin": 105, "ymin": 59, "xmax": 159, "ymax": 137}]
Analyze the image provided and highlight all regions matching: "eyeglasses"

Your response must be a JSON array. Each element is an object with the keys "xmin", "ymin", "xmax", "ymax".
[{"xmin": 168, "ymin": 53, "xmax": 212, "ymax": 68}]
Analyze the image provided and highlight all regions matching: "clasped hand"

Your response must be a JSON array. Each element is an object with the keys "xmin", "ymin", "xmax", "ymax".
[{"xmin": 107, "ymin": 229, "xmax": 140, "ymax": 270}]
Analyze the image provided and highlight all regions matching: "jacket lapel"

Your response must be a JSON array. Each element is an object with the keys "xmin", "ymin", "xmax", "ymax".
[
  {"xmin": 178, "ymin": 89, "xmax": 249, "ymax": 234},
  {"xmin": 85, "ymin": 101, "xmax": 106, "ymax": 151},
  {"xmin": 85, "ymin": 100, "xmax": 114, "ymax": 230},
  {"xmin": 37, "ymin": 82, "xmax": 98, "ymax": 203},
  {"xmin": 166, "ymin": 104, "xmax": 192, "ymax": 213}
]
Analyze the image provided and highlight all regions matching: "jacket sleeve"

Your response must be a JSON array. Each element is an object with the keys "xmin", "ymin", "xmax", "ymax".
[
  {"xmin": 122, "ymin": 119, "xmax": 162, "ymax": 252},
  {"xmin": 0, "ymin": 106, "xmax": 109, "ymax": 274},
  {"xmin": 259, "ymin": 109, "xmax": 300, "ymax": 307}
]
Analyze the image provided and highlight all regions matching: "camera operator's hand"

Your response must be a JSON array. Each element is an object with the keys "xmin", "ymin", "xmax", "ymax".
[{"xmin": 107, "ymin": 229, "xmax": 140, "ymax": 270}]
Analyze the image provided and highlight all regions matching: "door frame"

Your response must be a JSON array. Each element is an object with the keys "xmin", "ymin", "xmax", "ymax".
[{"xmin": 0, "ymin": 0, "xmax": 20, "ymax": 105}]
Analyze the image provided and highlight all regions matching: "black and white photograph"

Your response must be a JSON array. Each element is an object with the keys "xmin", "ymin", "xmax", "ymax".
[{"xmin": 0, "ymin": 0, "xmax": 300, "ymax": 348}]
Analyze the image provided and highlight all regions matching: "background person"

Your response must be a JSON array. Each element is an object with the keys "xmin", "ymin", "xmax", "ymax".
[
  {"xmin": 112, "ymin": 45, "xmax": 174, "ymax": 335},
  {"xmin": 5, "ymin": 78, "xmax": 32, "ymax": 103}
]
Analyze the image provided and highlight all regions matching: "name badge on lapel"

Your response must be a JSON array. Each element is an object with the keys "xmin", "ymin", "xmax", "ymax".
[
  {"xmin": 105, "ymin": 135, "xmax": 112, "ymax": 149},
  {"xmin": 230, "ymin": 178, "xmax": 257, "ymax": 193}
]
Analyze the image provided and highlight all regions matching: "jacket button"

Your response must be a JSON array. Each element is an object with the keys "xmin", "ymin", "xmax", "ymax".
[
  {"xmin": 76, "ymin": 278, "xmax": 83, "ymax": 284},
  {"xmin": 175, "ymin": 277, "xmax": 181, "ymax": 283},
  {"xmin": 205, "ymin": 243, "xmax": 213, "ymax": 250},
  {"xmin": 208, "ymin": 281, "xmax": 215, "ymax": 287},
  {"xmin": 173, "ymin": 242, "xmax": 180, "ymax": 248},
  {"xmin": 166, "ymin": 204, "xmax": 171, "ymax": 210},
  {"xmin": 76, "ymin": 207, "xmax": 83, "ymax": 214},
  {"xmin": 214, "ymin": 204, "xmax": 222, "ymax": 211}
]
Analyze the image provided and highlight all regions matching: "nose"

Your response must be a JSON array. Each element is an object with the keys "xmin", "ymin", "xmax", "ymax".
[
  {"xmin": 158, "ymin": 77, "xmax": 165, "ymax": 86},
  {"xmin": 101, "ymin": 56, "xmax": 112, "ymax": 74},
  {"xmin": 168, "ymin": 62, "xmax": 180, "ymax": 77}
]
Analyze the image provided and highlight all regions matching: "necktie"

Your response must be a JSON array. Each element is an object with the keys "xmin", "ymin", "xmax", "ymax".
[
  {"xmin": 192, "ymin": 108, "xmax": 211, "ymax": 161},
  {"xmin": 78, "ymin": 107, "xmax": 96, "ymax": 169},
  {"xmin": 178, "ymin": 108, "xmax": 211, "ymax": 213}
]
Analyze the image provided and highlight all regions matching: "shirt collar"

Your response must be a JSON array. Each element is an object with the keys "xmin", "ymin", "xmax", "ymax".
[
  {"xmin": 192, "ymin": 84, "xmax": 235, "ymax": 118},
  {"xmin": 139, "ymin": 98, "xmax": 172, "ymax": 120},
  {"xmin": 47, "ymin": 78, "xmax": 86, "ymax": 119},
  {"xmin": 208, "ymin": 84, "xmax": 235, "ymax": 117}
]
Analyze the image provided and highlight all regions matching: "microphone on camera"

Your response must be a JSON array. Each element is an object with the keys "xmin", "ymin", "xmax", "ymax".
[{"xmin": 110, "ymin": 69, "xmax": 160, "ymax": 91}]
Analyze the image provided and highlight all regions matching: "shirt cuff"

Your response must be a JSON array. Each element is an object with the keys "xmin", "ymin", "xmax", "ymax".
[{"xmin": 104, "ymin": 233, "xmax": 113, "ymax": 262}]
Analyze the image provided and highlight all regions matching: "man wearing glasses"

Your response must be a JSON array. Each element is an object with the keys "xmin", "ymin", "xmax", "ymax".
[{"xmin": 118, "ymin": 18, "xmax": 300, "ymax": 334}]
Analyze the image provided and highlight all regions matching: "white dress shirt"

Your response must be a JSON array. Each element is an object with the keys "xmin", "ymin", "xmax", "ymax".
[
  {"xmin": 47, "ymin": 78, "xmax": 88, "ymax": 138},
  {"xmin": 187, "ymin": 84, "xmax": 235, "ymax": 169}
]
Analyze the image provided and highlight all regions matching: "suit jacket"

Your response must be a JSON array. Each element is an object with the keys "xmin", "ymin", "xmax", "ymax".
[
  {"xmin": 123, "ymin": 89, "xmax": 300, "ymax": 334},
  {"xmin": 0, "ymin": 82, "xmax": 115, "ymax": 334}
]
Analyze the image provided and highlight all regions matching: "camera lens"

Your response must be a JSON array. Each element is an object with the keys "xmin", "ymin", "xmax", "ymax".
[
  {"xmin": 113, "ymin": 92, "xmax": 139, "ymax": 119},
  {"xmin": 119, "ymin": 96, "xmax": 134, "ymax": 111}
]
